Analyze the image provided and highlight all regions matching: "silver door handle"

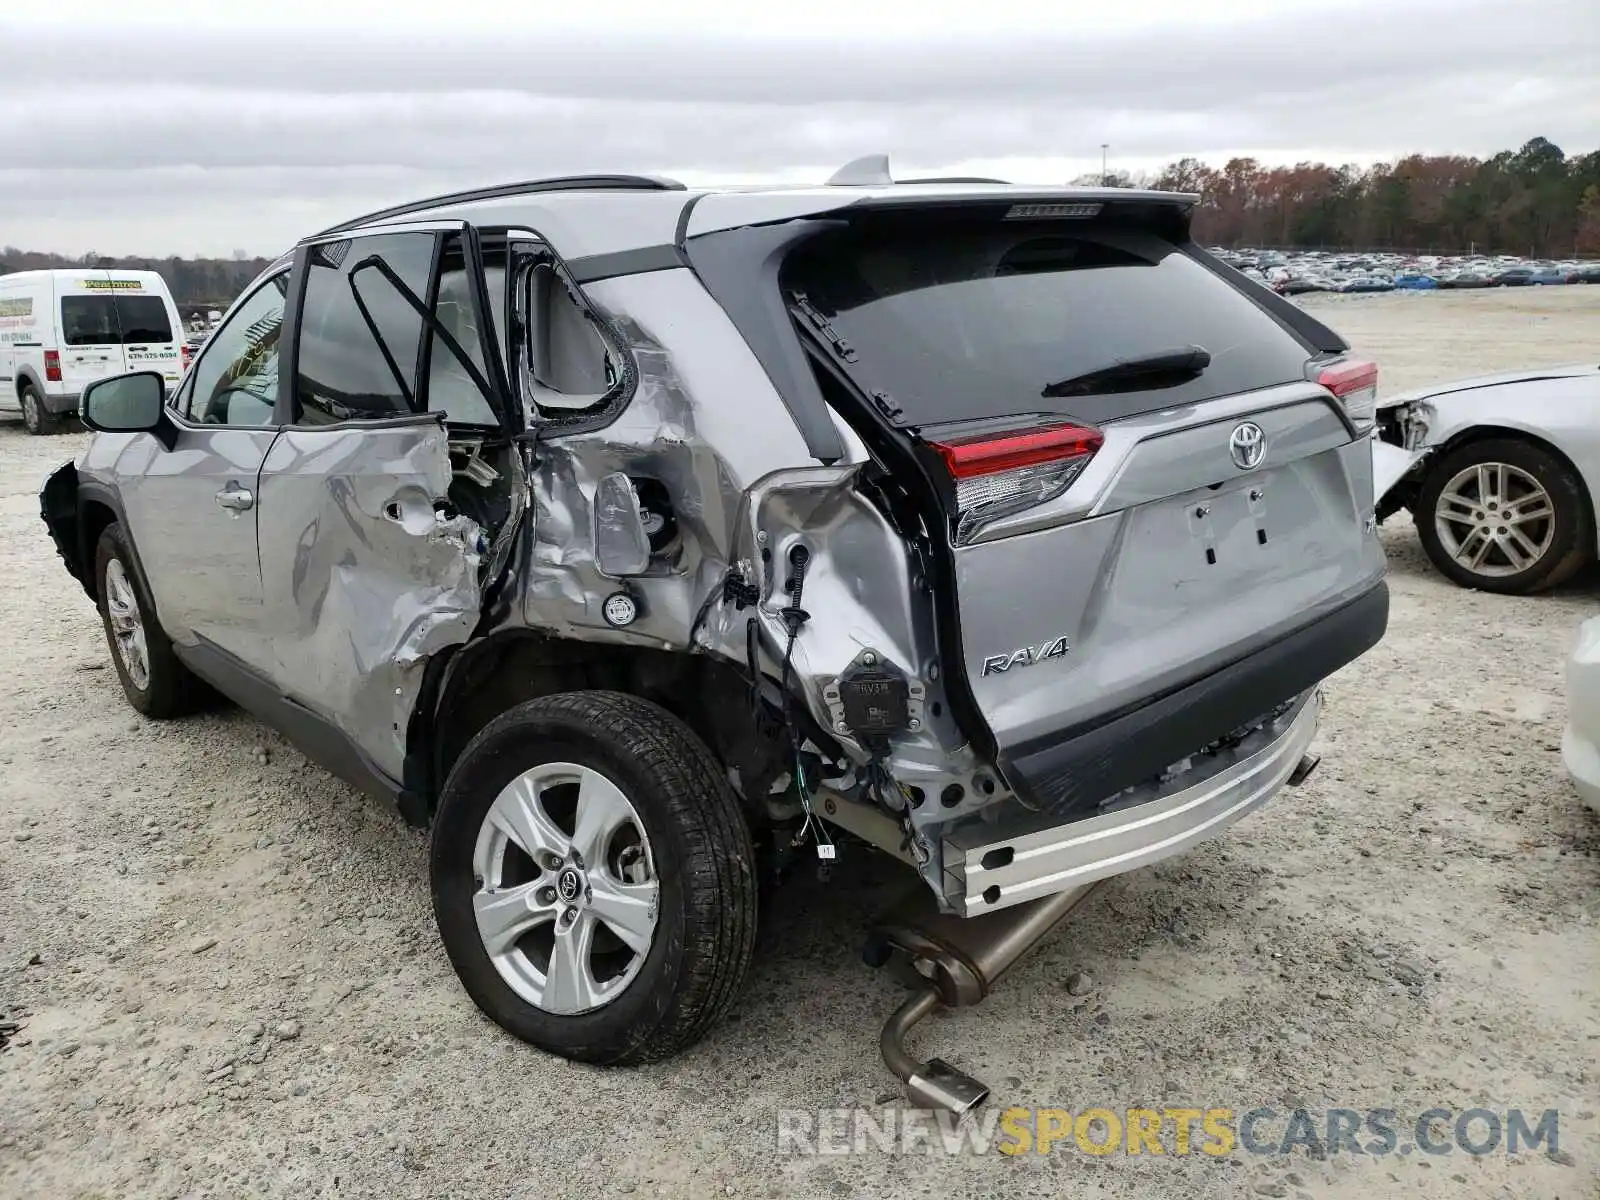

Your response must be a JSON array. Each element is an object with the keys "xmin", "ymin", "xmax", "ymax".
[{"xmin": 215, "ymin": 485, "xmax": 254, "ymax": 512}]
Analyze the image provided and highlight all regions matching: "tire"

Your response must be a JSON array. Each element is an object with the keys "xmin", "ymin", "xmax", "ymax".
[
  {"xmin": 21, "ymin": 384, "xmax": 60, "ymax": 436},
  {"xmin": 1415, "ymin": 438, "xmax": 1592, "ymax": 595},
  {"xmin": 431, "ymin": 691, "xmax": 757, "ymax": 1065},
  {"xmin": 93, "ymin": 523, "xmax": 209, "ymax": 717}
]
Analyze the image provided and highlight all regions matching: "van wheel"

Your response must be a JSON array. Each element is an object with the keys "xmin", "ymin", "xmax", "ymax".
[
  {"xmin": 430, "ymin": 692, "xmax": 757, "ymax": 1065},
  {"xmin": 94, "ymin": 523, "xmax": 209, "ymax": 717},
  {"xmin": 1416, "ymin": 438, "xmax": 1592, "ymax": 594},
  {"xmin": 21, "ymin": 385, "xmax": 59, "ymax": 435}
]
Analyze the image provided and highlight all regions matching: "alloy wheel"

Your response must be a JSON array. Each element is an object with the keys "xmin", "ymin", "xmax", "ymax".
[
  {"xmin": 470, "ymin": 762, "xmax": 659, "ymax": 1015},
  {"xmin": 103, "ymin": 559, "xmax": 151, "ymax": 691},
  {"xmin": 1433, "ymin": 461, "xmax": 1556, "ymax": 578}
]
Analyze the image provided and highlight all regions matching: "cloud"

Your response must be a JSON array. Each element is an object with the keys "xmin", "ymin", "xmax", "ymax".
[{"xmin": 0, "ymin": 0, "xmax": 1593, "ymax": 254}]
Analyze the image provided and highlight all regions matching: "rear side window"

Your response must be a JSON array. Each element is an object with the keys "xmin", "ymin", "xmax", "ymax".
[
  {"xmin": 781, "ymin": 218, "xmax": 1314, "ymax": 428},
  {"xmin": 294, "ymin": 233, "xmax": 434, "ymax": 423},
  {"xmin": 59, "ymin": 295, "xmax": 174, "ymax": 346}
]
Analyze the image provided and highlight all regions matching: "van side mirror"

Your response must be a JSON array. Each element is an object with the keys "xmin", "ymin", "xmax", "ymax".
[{"xmin": 80, "ymin": 372, "xmax": 167, "ymax": 435}]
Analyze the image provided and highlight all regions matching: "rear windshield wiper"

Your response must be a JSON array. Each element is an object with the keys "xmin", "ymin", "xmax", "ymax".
[{"xmin": 1042, "ymin": 345, "xmax": 1211, "ymax": 398}]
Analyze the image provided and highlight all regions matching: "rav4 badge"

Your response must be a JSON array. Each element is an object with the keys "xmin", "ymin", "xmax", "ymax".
[{"xmin": 981, "ymin": 635, "xmax": 1070, "ymax": 676}]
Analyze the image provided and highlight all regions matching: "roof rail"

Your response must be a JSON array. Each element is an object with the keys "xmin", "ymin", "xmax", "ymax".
[
  {"xmin": 898, "ymin": 176, "xmax": 1011, "ymax": 185},
  {"xmin": 310, "ymin": 174, "xmax": 686, "ymax": 239}
]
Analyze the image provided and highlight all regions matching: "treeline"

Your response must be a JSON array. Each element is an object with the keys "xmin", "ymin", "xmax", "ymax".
[
  {"xmin": 1143, "ymin": 137, "xmax": 1599, "ymax": 257},
  {"xmin": 0, "ymin": 248, "xmax": 273, "ymax": 315}
]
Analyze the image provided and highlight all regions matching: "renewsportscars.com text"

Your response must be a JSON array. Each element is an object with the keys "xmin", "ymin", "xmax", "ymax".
[{"xmin": 775, "ymin": 1106, "xmax": 1563, "ymax": 1158}]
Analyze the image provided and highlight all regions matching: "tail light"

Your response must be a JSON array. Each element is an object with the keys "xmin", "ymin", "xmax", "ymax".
[
  {"xmin": 181, "ymin": 344, "xmax": 193, "ymax": 371},
  {"xmin": 930, "ymin": 423, "xmax": 1104, "ymax": 543},
  {"xmin": 1315, "ymin": 358, "xmax": 1379, "ymax": 431},
  {"xmin": 43, "ymin": 349, "xmax": 61, "ymax": 382}
]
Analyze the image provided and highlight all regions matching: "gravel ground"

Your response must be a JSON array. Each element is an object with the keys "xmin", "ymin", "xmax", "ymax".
[{"xmin": 2, "ymin": 287, "xmax": 1597, "ymax": 1200}]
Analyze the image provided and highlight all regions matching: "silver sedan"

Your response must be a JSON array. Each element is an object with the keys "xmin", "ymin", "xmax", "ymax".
[{"xmin": 1373, "ymin": 364, "xmax": 1599, "ymax": 593}]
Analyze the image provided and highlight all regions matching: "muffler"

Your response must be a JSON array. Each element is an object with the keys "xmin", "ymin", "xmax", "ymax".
[{"xmin": 863, "ymin": 881, "xmax": 1102, "ymax": 1114}]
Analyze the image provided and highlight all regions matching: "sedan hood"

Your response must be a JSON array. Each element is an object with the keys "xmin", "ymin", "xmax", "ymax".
[{"xmin": 1376, "ymin": 362, "xmax": 1600, "ymax": 410}]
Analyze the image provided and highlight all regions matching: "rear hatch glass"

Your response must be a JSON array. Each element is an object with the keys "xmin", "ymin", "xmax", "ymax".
[
  {"xmin": 781, "ymin": 216, "xmax": 1314, "ymax": 429},
  {"xmin": 60, "ymin": 295, "xmax": 174, "ymax": 345}
]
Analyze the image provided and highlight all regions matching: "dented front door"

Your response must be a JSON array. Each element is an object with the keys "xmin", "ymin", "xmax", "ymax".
[{"xmin": 253, "ymin": 420, "xmax": 483, "ymax": 782}]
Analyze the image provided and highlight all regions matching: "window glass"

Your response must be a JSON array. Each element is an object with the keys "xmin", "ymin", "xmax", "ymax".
[
  {"xmin": 182, "ymin": 274, "xmax": 287, "ymax": 426},
  {"xmin": 294, "ymin": 233, "xmax": 434, "ymax": 424},
  {"xmin": 59, "ymin": 295, "xmax": 174, "ymax": 346},
  {"xmin": 782, "ymin": 216, "xmax": 1315, "ymax": 429}
]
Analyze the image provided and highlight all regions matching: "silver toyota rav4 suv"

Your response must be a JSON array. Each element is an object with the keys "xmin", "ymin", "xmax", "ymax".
[{"xmin": 41, "ymin": 164, "xmax": 1388, "ymax": 1085}]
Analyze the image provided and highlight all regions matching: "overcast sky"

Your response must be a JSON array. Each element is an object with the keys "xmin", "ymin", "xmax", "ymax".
[{"xmin": 1, "ymin": 0, "xmax": 1593, "ymax": 257}]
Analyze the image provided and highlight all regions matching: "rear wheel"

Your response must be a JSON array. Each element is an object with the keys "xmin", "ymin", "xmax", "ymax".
[
  {"xmin": 430, "ymin": 691, "xmax": 757, "ymax": 1065},
  {"xmin": 1416, "ymin": 438, "xmax": 1591, "ymax": 594},
  {"xmin": 21, "ymin": 384, "xmax": 59, "ymax": 435}
]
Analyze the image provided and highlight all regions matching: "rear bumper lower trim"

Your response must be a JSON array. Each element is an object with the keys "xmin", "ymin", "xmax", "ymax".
[
  {"xmin": 1001, "ymin": 580, "xmax": 1388, "ymax": 816},
  {"xmin": 943, "ymin": 690, "xmax": 1321, "ymax": 914}
]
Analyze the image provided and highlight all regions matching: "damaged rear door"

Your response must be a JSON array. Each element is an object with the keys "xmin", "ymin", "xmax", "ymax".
[{"xmin": 254, "ymin": 225, "xmax": 515, "ymax": 786}]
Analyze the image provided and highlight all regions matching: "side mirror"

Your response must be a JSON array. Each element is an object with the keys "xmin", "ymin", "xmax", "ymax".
[{"xmin": 80, "ymin": 372, "xmax": 167, "ymax": 435}]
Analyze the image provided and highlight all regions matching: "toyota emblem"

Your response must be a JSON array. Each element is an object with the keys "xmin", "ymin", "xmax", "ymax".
[
  {"xmin": 556, "ymin": 868, "xmax": 583, "ymax": 904},
  {"xmin": 1229, "ymin": 421, "xmax": 1267, "ymax": 471}
]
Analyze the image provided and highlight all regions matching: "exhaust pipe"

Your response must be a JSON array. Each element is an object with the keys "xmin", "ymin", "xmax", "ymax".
[
  {"xmin": 865, "ymin": 881, "xmax": 1102, "ymax": 1113},
  {"xmin": 1287, "ymin": 752, "xmax": 1321, "ymax": 787},
  {"xmin": 879, "ymin": 990, "xmax": 990, "ymax": 1115}
]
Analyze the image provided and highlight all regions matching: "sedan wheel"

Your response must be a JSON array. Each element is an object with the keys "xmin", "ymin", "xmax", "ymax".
[
  {"xmin": 472, "ymin": 762, "xmax": 660, "ymax": 1015},
  {"xmin": 1416, "ymin": 438, "xmax": 1592, "ymax": 594},
  {"xmin": 1433, "ymin": 461, "xmax": 1555, "ymax": 579}
]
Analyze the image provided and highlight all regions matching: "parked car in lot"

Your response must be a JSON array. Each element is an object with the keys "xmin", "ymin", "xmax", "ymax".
[
  {"xmin": 0, "ymin": 268, "xmax": 185, "ymax": 434},
  {"xmin": 40, "ymin": 166, "xmax": 1389, "ymax": 1084},
  {"xmin": 1490, "ymin": 266, "xmax": 1535, "ymax": 287},
  {"xmin": 1374, "ymin": 365, "xmax": 1599, "ymax": 593},
  {"xmin": 1527, "ymin": 265, "xmax": 1569, "ymax": 286},
  {"xmin": 1566, "ymin": 617, "xmax": 1600, "ymax": 811}
]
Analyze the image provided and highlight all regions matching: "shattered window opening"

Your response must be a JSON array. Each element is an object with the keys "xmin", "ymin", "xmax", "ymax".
[{"xmin": 524, "ymin": 259, "xmax": 621, "ymax": 414}]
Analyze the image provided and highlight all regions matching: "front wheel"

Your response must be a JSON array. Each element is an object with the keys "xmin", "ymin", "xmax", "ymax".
[
  {"xmin": 1415, "ymin": 438, "xmax": 1592, "ymax": 594},
  {"xmin": 94, "ymin": 524, "xmax": 209, "ymax": 716},
  {"xmin": 21, "ymin": 385, "xmax": 60, "ymax": 435},
  {"xmin": 430, "ymin": 691, "xmax": 757, "ymax": 1065}
]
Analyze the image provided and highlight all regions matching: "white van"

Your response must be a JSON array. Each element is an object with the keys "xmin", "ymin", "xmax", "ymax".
[{"xmin": 0, "ymin": 269, "xmax": 186, "ymax": 434}]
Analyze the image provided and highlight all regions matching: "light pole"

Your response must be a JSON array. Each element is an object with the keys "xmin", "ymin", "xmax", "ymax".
[{"xmin": 1101, "ymin": 144, "xmax": 1109, "ymax": 185}]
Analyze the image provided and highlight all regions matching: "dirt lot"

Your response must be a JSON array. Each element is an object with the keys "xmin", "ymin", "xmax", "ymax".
[{"xmin": 2, "ymin": 287, "xmax": 1597, "ymax": 1200}]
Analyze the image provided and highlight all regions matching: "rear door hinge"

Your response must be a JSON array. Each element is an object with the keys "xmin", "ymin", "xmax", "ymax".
[
  {"xmin": 790, "ymin": 291, "xmax": 858, "ymax": 363},
  {"xmin": 870, "ymin": 391, "xmax": 904, "ymax": 421}
]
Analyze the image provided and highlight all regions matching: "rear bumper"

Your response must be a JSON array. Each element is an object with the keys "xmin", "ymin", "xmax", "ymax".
[
  {"xmin": 943, "ymin": 690, "xmax": 1321, "ymax": 914},
  {"xmin": 1001, "ymin": 581, "xmax": 1388, "ymax": 817},
  {"xmin": 43, "ymin": 391, "xmax": 79, "ymax": 414}
]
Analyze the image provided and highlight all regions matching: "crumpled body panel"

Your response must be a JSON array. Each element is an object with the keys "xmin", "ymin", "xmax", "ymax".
[
  {"xmin": 256, "ymin": 422, "xmax": 484, "ymax": 781},
  {"xmin": 504, "ymin": 268, "xmax": 1024, "ymax": 892}
]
